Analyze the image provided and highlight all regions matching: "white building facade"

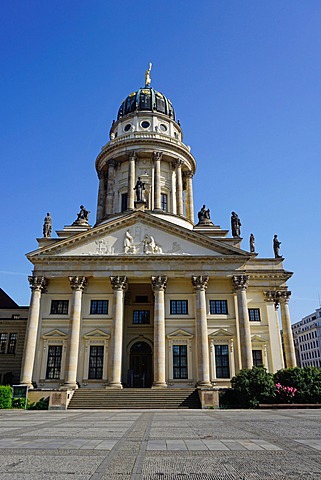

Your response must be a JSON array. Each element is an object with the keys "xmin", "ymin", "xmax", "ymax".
[
  {"xmin": 292, "ymin": 308, "xmax": 321, "ymax": 368},
  {"xmin": 20, "ymin": 72, "xmax": 296, "ymax": 391}
]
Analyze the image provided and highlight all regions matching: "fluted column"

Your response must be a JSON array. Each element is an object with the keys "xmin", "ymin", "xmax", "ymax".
[
  {"xmin": 184, "ymin": 171, "xmax": 194, "ymax": 223},
  {"xmin": 108, "ymin": 276, "xmax": 127, "ymax": 388},
  {"xmin": 127, "ymin": 152, "xmax": 136, "ymax": 210},
  {"xmin": 192, "ymin": 275, "xmax": 211, "ymax": 386},
  {"xmin": 153, "ymin": 151, "xmax": 162, "ymax": 210},
  {"xmin": 279, "ymin": 291, "xmax": 296, "ymax": 368},
  {"xmin": 171, "ymin": 165, "xmax": 177, "ymax": 214},
  {"xmin": 96, "ymin": 170, "xmax": 106, "ymax": 222},
  {"xmin": 105, "ymin": 159, "xmax": 117, "ymax": 215},
  {"xmin": 233, "ymin": 275, "xmax": 253, "ymax": 369},
  {"xmin": 20, "ymin": 276, "xmax": 47, "ymax": 387},
  {"xmin": 64, "ymin": 276, "xmax": 87, "ymax": 388},
  {"xmin": 151, "ymin": 276, "xmax": 167, "ymax": 387},
  {"xmin": 175, "ymin": 159, "xmax": 184, "ymax": 216}
]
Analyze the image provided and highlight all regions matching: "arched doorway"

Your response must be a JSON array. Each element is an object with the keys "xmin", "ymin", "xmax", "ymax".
[{"xmin": 128, "ymin": 341, "xmax": 152, "ymax": 388}]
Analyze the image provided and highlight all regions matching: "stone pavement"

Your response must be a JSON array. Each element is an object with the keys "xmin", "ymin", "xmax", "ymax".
[{"xmin": 0, "ymin": 409, "xmax": 321, "ymax": 479}]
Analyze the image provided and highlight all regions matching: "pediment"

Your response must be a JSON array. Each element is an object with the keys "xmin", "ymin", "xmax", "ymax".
[
  {"xmin": 28, "ymin": 212, "xmax": 250, "ymax": 259},
  {"xmin": 167, "ymin": 329, "xmax": 194, "ymax": 339},
  {"xmin": 251, "ymin": 335, "xmax": 266, "ymax": 343},
  {"xmin": 209, "ymin": 328, "xmax": 233, "ymax": 338},
  {"xmin": 42, "ymin": 329, "xmax": 67, "ymax": 338},
  {"xmin": 84, "ymin": 329, "xmax": 110, "ymax": 339}
]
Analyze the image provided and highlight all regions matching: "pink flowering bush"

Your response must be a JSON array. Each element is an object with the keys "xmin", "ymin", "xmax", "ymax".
[{"xmin": 275, "ymin": 383, "xmax": 297, "ymax": 403}]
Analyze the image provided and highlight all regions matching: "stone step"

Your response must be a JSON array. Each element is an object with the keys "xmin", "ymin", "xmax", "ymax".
[{"xmin": 68, "ymin": 388, "xmax": 201, "ymax": 409}]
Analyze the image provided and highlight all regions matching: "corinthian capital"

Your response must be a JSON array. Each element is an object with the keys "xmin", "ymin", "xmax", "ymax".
[
  {"xmin": 183, "ymin": 170, "xmax": 193, "ymax": 179},
  {"xmin": 28, "ymin": 276, "xmax": 47, "ymax": 293},
  {"xmin": 153, "ymin": 151, "xmax": 163, "ymax": 162},
  {"xmin": 110, "ymin": 276, "xmax": 127, "ymax": 291},
  {"xmin": 151, "ymin": 276, "xmax": 167, "ymax": 291},
  {"xmin": 277, "ymin": 290, "xmax": 291, "ymax": 304},
  {"xmin": 232, "ymin": 275, "xmax": 249, "ymax": 291},
  {"xmin": 192, "ymin": 275, "xmax": 209, "ymax": 291},
  {"xmin": 128, "ymin": 151, "xmax": 137, "ymax": 161},
  {"xmin": 69, "ymin": 276, "xmax": 88, "ymax": 291},
  {"xmin": 174, "ymin": 158, "xmax": 184, "ymax": 169},
  {"xmin": 107, "ymin": 159, "xmax": 118, "ymax": 169}
]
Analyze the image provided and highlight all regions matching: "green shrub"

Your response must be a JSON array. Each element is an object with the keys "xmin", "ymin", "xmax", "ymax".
[
  {"xmin": 0, "ymin": 386, "xmax": 12, "ymax": 409},
  {"xmin": 28, "ymin": 397, "xmax": 49, "ymax": 410},
  {"xmin": 219, "ymin": 388, "xmax": 239, "ymax": 408},
  {"xmin": 274, "ymin": 367, "xmax": 321, "ymax": 403},
  {"xmin": 12, "ymin": 397, "xmax": 30, "ymax": 409},
  {"xmin": 231, "ymin": 367, "xmax": 275, "ymax": 408}
]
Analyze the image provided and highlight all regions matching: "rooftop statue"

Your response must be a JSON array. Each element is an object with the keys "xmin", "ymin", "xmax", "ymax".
[
  {"xmin": 145, "ymin": 62, "xmax": 152, "ymax": 87},
  {"xmin": 273, "ymin": 235, "xmax": 282, "ymax": 258},
  {"xmin": 73, "ymin": 205, "xmax": 90, "ymax": 226},
  {"xmin": 249, "ymin": 233, "xmax": 255, "ymax": 253},
  {"xmin": 196, "ymin": 205, "xmax": 214, "ymax": 226},
  {"xmin": 43, "ymin": 212, "xmax": 52, "ymax": 238},
  {"xmin": 231, "ymin": 211, "xmax": 241, "ymax": 238}
]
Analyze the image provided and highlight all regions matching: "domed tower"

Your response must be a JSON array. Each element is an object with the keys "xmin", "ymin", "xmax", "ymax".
[{"xmin": 95, "ymin": 65, "xmax": 196, "ymax": 229}]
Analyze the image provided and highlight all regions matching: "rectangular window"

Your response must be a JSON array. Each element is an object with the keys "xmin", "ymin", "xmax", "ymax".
[
  {"xmin": 46, "ymin": 345, "xmax": 62, "ymax": 379},
  {"xmin": 88, "ymin": 346, "xmax": 104, "ymax": 379},
  {"xmin": 0, "ymin": 333, "xmax": 8, "ymax": 354},
  {"xmin": 50, "ymin": 300, "xmax": 69, "ymax": 315},
  {"xmin": 133, "ymin": 310, "xmax": 150, "ymax": 324},
  {"xmin": 215, "ymin": 345, "xmax": 230, "ymax": 378},
  {"xmin": 121, "ymin": 193, "xmax": 128, "ymax": 212},
  {"xmin": 7, "ymin": 334, "xmax": 17, "ymax": 354},
  {"xmin": 161, "ymin": 193, "xmax": 168, "ymax": 212},
  {"xmin": 209, "ymin": 300, "xmax": 228, "ymax": 315},
  {"xmin": 170, "ymin": 300, "xmax": 188, "ymax": 315},
  {"xmin": 173, "ymin": 345, "xmax": 188, "ymax": 379},
  {"xmin": 252, "ymin": 349, "xmax": 263, "ymax": 367},
  {"xmin": 248, "ymin": 308, "xmax": 261, "ymax": 322},
  {"xmin": 90, "ymin": 300, "xmax": 108, "ymax": 315}
]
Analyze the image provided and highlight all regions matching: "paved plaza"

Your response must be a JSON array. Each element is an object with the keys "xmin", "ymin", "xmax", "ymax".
[{"xmin": 0, "ymin": 409, "xmax": 321, "ymax": 479}]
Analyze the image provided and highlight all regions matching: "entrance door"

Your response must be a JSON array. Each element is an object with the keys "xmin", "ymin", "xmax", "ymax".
[{"xmin": 129, "ymin": 341, "xmax": 152, "ymax": 387}]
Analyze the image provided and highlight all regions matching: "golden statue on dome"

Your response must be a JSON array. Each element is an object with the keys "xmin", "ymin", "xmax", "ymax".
[{"xmin": 145, "ymin": 62, "xmax": 152, "ymax": 86}]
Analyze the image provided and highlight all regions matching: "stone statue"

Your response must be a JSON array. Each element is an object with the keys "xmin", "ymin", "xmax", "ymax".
[
  {"xmin": 134, "ymin": 177, "xmax": 145, "ymax": 202},
  {"xmin": 73, "ymin": 205, "xmax": 90, "ymax": 226},
  {"xmin": 145, "ymin": 62, "xmax": 152, "ymax": 87},
  {"xmin": 249, "ymin": 233, "xmax": 255, "ymax": 253},
  {"xmin": 273, "ymin": 235, "xmax": 282, "ymax": 258},
  {"xmin": 123, "ymin": 230, "xmax": 135, "ymax": 254},
  {"xmin": 143, "ymin": 235, "xmax": 162, "ymax": 254},
  {"xmin": 231, "ymin": 212, "xmax": 241, "ymax": 237},
  {"xmin": 196, "ymin": 204, "xmax": 213, "ymax": 226},
  {"xmin": 43, "ymin": 212, "xmax": 52, "ymax": 238}
]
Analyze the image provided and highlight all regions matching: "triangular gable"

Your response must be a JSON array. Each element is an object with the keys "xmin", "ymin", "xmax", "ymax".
[
  {"xmin": 42, "ymin": 329, "xmax": 67, "ymax": 338},
  {"xmin": 251, "ymin": 335, "xmax": 266, "ymax": 343},
  {"xmin": 167, "ymin": 329, "xmax": 194, "ymax": 339},
  {"xmin": 209, "ymin": 328, "xmax": 234, "ymax": 338},
  {"xmin": 27, "ymin": 211, "xmax": 250, "ymax": 259},
  {"xmin": 84, "ymin": 329, "xmax": 110, "ymax": 339}
]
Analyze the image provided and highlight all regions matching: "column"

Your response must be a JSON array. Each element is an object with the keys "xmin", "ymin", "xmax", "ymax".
[
  {"xmin": 105, "ymin": 159, "xmax": 117, "ymax": 215},
  {"xmin": 279, "ymin": 291, "xmax": 296, "ymax": 368},
  {"xmin": 184, "ymin": 171, "xmax": 194, "ymax": 223},
  {"xmin": 127, "ymin": 152, "xmax": 136, "ymax": 210},
  {"xmin": 229, "ymin": 338, "xmax": 235, "ymax": 378},
  {"xmin": 192, "ymin": 275, "xmax": 211, "ymax": 386},
  {"xmin": 153, "ymin": 151, "xmax": 162, "ymax": 210},
  {"xmin": 171, "ymin": 165, "xmax": 177, "ymax": 214},
  {"xmin": 151, "ymin": 276, "xmax": 167, "ymax": 387},
  {"xmin": 64, "ymin": 276, "xmax": 87, "ymax": 388},
  {"xmin": 233, "ymin": 275, "xmax": 253, "ymax": 369},
  {"xmin": 20, "ymin": 276, "xmax": 47, "ymax": 387},
  {"xmin": 175, "ymin": 159, "xmax": 184, "ymax": 216},
  {"xmin": 108, "ymin": 276, "xmax": 127, "ymax": 388},
  {"xmin": 209, "ymin": 339, "xmax": 216, "ymax": 382},
  {"xmin": 96, "ymin": 170, "xmax": 106, "ymax": 222}
]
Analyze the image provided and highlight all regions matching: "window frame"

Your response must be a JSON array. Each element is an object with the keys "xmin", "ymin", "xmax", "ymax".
[
  {"xmin": 172, "ymin": 344, "xmax": 188, "ymax": 379},
  {"xmin": 248, "ymin": 308, "xmax": 261, "ymax": 322},
  {"xmin": 170, "ymin": 300, "xmax": 188, "ymax": 315},
  {"xmin": 88, "ymin": 345, "xmax": 104, "ymax": 379},
  {"xmin": 46, "ymin": 345, "xmax": 63, "ymax": 379},
  {"xmin": 215, "ymin": 344, "xmax": 230, "ymax": 378},
  {"xmin": 209, "ymin": 300, "xmax": 228, "ymax": 315},
  {"xmin": 50, "ymin": 300, "xmax": 69, "ymax": 315},
  {"xmin": 252, "ymin": 349, "xmax": 263, "ymax": 367},
  {"xmin": 90, "ymin": 300, "xmax": 108, "ymax": 315},
  {"xmin": 133, "ymin": 310, "xmax": 150, "ymax": 325}
]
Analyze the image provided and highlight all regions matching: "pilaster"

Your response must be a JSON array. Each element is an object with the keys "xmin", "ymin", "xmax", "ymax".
[{"xmin": 151, "ymin": 275, "xmax": 167, "ymax": 387}]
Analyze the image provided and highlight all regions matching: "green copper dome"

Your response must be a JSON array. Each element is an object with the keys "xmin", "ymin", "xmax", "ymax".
[{"xmin": 117, "ymin": 86, "xmax": 176, "ymax": 121}]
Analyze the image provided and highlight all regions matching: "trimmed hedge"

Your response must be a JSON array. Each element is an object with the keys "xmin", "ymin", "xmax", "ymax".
[{"xmin": 0, "ymin": 386, "xmax": 12, "ymax": 409}]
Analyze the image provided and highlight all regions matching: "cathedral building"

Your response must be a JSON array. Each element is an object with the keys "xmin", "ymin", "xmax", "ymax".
[{"xmin": 20, "ymin": 68, "xmax": 296, "ymax": 393}]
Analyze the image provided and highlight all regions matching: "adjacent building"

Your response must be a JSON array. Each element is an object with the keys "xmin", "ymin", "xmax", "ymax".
[
  {"xmin": 0, "ymin": 289, "xmax": 28, "ymax": 385},
  {"xmin": 292, "ymin": 308, "xmax": 321, "ymax": 368},
  {"xmin": 20, "ymin": 70, "xmax": 296, "ymax": 392}
]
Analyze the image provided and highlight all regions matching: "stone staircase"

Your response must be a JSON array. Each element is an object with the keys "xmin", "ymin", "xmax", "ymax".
[{"xmin": 68, "ymin": 388, "xmax": 201, "ymax": 409}]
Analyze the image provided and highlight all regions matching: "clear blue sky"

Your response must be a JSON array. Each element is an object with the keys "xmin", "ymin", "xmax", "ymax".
[{"xmin": 1, "ymin": 1, "xmax": 321, "ymax": 323}]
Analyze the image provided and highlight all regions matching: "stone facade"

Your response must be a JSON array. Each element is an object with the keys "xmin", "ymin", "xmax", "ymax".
[{"xmin": 21, "ymin": 77, "xmax": 296, "ymax": 390}]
